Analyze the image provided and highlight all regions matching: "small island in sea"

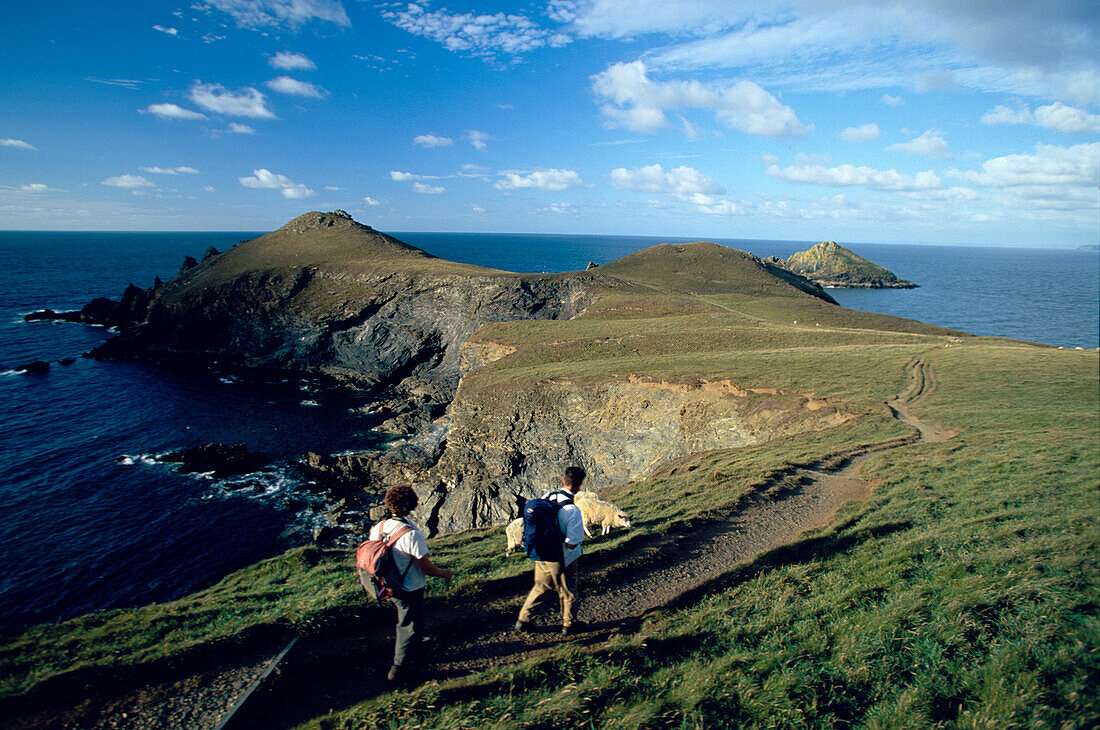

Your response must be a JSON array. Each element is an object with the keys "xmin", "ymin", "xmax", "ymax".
[
  {"xmin": 3, "ymin": 212, "xmax": 1096, "ymax": 730},
  {"xmin": 778, "ymin": 240, "xmax": 919, "ymax": 288}
]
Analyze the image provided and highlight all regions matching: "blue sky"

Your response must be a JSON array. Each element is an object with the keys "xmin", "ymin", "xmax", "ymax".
[{"xmin": 1, "ymin": 0, "xmax": 1098, "ymax": 247}]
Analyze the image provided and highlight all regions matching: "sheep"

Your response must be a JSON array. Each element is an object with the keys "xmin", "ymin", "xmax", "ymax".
[
  {"xmin": 575, "ymin": 494, "xmax": 632, "ymax": 537},
  {"xmin": 505, "ymin": 517, "xmax": 524, "ymax": 555}
]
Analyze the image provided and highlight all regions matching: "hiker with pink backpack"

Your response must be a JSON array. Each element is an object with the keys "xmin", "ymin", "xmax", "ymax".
[{"xmin": 357, "ymin": 484, "xmax": 453, "ymax": 687}]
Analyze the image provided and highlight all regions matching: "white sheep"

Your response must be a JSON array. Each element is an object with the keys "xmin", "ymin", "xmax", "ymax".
[
  {"xmin": 504, "ymin": 517, "xmax": 525, "ymax": 555},
  {"xmin": 575, "ymin": 494, "xmax": 632, "ymax": 536}
]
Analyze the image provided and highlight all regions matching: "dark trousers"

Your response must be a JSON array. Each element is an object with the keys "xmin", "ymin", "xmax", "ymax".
[{"xmin": 386, "ymin": 588, "xmax": 425, "ymax": 668}]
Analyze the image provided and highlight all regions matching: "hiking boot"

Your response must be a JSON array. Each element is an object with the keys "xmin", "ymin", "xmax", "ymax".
[
  {"xmin": 387, "ymin": 664, "xmax": 402, "ymax": 682},
  {"xmin": 514, "ymin": 620, "xmax": 530, "ymax": 633},
  {"xmin": 561, "ymin": 621, "xmax": 586, "ymax": 636}
]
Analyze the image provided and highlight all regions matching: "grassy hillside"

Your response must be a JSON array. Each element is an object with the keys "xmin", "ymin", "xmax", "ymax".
[{"xmin": 1, "ymin": 231, "xmax": 1095, "ymax": 728}]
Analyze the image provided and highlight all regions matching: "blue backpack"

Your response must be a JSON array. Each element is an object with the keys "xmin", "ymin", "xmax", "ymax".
[{"xmin": 523, "ymin": 490, "xmax": 572, "ymax": 562}]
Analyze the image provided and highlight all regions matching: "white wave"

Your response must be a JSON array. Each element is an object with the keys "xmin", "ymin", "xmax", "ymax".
[
  {"xmin": 117, "ymin": 453, "xmax": 162, "ymax": 467},
  {"xmin": 300, "ymin": 399, "xmax": 320, "ymax": 407}
]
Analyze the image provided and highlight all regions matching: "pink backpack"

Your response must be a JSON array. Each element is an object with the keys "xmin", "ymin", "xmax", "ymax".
[{"xmin": 355, "ymin": 522, "xmax": 413, "ymax": 601}]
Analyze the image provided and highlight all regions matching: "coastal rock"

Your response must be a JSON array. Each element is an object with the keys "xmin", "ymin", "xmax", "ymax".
[
  {"xmin": 23, "ymin": 282, "xmax": 154, "ymax": 328},
  {"xmin": 16, "ymin": 361, "xmax": 50, "ymax": 374},
  {"xmin": 160, "ymin": 443, "xmax": 268, "ymax": 478},
  {"xmin": 782, "ymin": 241, "xmax": 917, "ymax": 288}
]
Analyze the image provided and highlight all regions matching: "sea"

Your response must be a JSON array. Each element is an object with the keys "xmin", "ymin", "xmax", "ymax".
[{"xmin": 1, "ymin": 231, "xmax": 1096, "ymax": 631}]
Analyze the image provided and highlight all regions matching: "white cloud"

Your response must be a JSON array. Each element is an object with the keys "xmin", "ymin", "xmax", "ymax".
[
  {"xmin": 767, "ymin": 163, "xmax": 944, "ymax": 192},
  {"xmin": 472, "ymin": 205, "xmax": 486, "ymax": 213},
  {"xmin": 238, "ymin": 168, "xmax": 314, "ymax": 198},
  {"xmin": 591, "ymin": 61, "xmax": 809, "ymax": 138},
  {"xmin": 1, "ymin": 138, "xmax": 37, "ymax": 150},
  {"xmin": 982, "ymin": 102, "xmax": 1100, "ymax": 133},
  {"xmin": 143, "ymin": 103, "xmax": 208, "ymax": 120},
  {"xmin": 228, "ymin": 122, "xmax": 256, "ymax": 134},
  {"xmin": 888, "ymin": 130, "xmax": 950, "ymax": 159},
  {"xmin": 363, "ymin": 196, "xmax": 382, "ymax": 205},
  {"xmin": 495, "ymin": 169, "xmax": 584, "ymax": 191},
  {"xmin": 206, "ymin": 0, "xmax": 349, "ymax": 30},
  {"xmin": 270, "ymin": 51, "xmax": 316, "ymax": 71},
  {"xmin": 153, "ymin": 25, "xmax": 179, "ymax": 36},
  {"xmin": 839, "ymin": 123, "xmax": 880, "ymax": 142},
  {"xmin": 266, "ymin": 76, "xmax": 325, "ymax": 98},
  {"xmin": 882, "ymin": 94, "xmax": 903, "ymax": 106},
  {"xmin": 102, "ymin": 174, "xmax": 155, "ymax": 188},
  {"xmin": 141, "ymin": 166, "xmax": 200, "ymax": 175},
  {"xmin": 413, "ymin": 134, "xmax": 453, "ymax": 148},
  {"xmin": 609, "ymin": 163, "xmax": 744, "ymax": 215},
  {"xmin": 575, "ymin": 0, "xmax": 1100, "ymax": 105},
  {"xmin": 382, "ymin": 4, "xmax": 570, "ymax": 57},
  {"xmin": 412, "ymin": 182, "xmax": 446, "ymax": 194},
  {"xmin": 390, "ymin": 171, "xmax": 424, "ymax": 182},
  {"xmin": 466, "ymin": 130, "xmax": 491, "ymax": 150},
  {"xmin": 609, "ymin": 163, "xmax": 723, "ymax": 195},
  {"xmin": 20, "ymin": 183, "xmax": 49, "ymax": 192},
  {"xmin": 949, "ymin": 143, "xmax": 1100, "ymax": 189},
  {"xmin": 189, "ymin": 82, "xmax": 276, "ymax": 119}
]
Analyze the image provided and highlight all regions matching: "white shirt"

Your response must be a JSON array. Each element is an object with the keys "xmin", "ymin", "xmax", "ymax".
[
  {"xmin": 369, "ymin": 518, "xmax": 429, "ymax": 592},
  {"xmin": 545, "ymin": 490, "xmax": 585, "ymax": 566}
]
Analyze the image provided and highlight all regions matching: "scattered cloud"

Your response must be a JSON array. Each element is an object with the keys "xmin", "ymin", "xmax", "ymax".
[
  {"xmin": 495, "ymin": 169, "xmax": 584, "ymax": 191},
  {"xmin": 266, "ymin": 76, "xmax": 325, "ymax": 98},
  {"xmin": 189, "ymin": 82, "xmax": 276, "ymax": 119},
  {"xmin": 390, "ymin": 170, "xmax": 434, "ymax": 182},
  {"xmin": 413, "ymin": 134, "xmax": 453, "ymax": 148},
  {"xmin": 238, "ymin": 168, "xmax": 314, "ymax": 198},
  {"xmin": 609, "ymin": 163, "xmax": 744, "ymax": 216},
  {"xmin": 141, "ymin": 166, "xmax": 200, "ymax": 175},
  {"xmin": 363, "ymin": 196, "xmax": 382, "ymax": 205},
  {"xmin": 1, "ymin": 138, "xmax": 37, "ymax": 150},
  {"xmin": 153, "ymin": 25, "xmax": 179, "ymax": 36},
  {"xmin": 102, "ymin": 174, "xmax": 155, "ymax": 189},
  {"xmin": 270, "ymin": 51, "xmax": 316, "ymax": 71},
  {"xmin": 412, "ymin": 182, "xmax": 446, "ymax": 194},
  {"xmin": 609, "ymin": 164, "xmax": 723, "ymax": 196},
  {"xmin": 882, "ymin": 94, "xmax": 903, "ymax": 106},
  {"xmin": 982, "ymin": 102, "xmax": 1100, "ymax": 134},
  {"xmin": 143, "ymin": 103, "xmax": 208, "ymax": 120},
  {"xmin": 839, "ymin": 123, "xmax": 880, "ymax": 142},
  {"xmin": 466, "ymin": 130, "xmax": 491, "ymax": 150},
  {"xmin": 887, "ymin": 130, "xmax": 950, "ymax": 158},
  {"xmin": 767, "ymin": 163, "xmax": 944, "ymax": 192},
  {"xmin": 578, "ymin": 0, "xmax": 1100, "ymax": 104},
  {"xmin": 382, "ymin": 4, "xmax": 570, "ymax": 57},
  {"xmin": 206, "ymin": 0, "xmax": 349, "ymax": 30},
  {"xmin": 591, "ymin": 61, "xmax": 810, "ymax": 138},
  {"xmin": 20, "ymin": 183, "xmax": 50, "ymax": 192}
]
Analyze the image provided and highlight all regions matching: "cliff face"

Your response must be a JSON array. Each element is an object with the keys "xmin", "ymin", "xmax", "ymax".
[
  {"xmin": 89, "ymin": 213, "xmax": 920, "ymax": 538},
  {"xmin": 417, "ymin": 374, "xmax": 852, "ymax": 534},
  {"xmin": 782, "ymin": 241, "xmax": 917, "ymax": 288}
]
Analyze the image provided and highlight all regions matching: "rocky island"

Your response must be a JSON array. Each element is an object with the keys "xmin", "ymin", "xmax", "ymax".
[{"xmin": 778, "ymin": 240, "xmax": 918, "ymax": 288}]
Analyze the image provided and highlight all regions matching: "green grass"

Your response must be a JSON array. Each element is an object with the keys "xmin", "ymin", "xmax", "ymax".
[
  {"xmin": 1, "ymin": 238, "xmax": 1095, "ymax": 730},
  {"xmin": 308, "ymin": 344, "xmax": 1098, "ymax": 729}
]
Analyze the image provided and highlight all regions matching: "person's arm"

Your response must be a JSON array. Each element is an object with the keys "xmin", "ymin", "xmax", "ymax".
[{"xmin": 415, "ymin": 555, "xmax": 454, "ymax": 582}]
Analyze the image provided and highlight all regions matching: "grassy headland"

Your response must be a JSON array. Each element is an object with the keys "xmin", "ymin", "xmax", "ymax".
[{"xmin": 1, "ymin": 231, "xmax": 1095, "ymax": 728}]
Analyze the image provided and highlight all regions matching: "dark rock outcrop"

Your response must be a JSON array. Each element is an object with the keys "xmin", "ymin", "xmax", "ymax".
[
  {"xmin": 24, "ymin": 282, "xmax": 155, "ymax": 328},
  {"xmin": 16, "ymin": 361, "xmax": 50, "ymax": 375},
  {"xmin": 159, "ymin": 443, "xmax": 268, "ymax": 478}
]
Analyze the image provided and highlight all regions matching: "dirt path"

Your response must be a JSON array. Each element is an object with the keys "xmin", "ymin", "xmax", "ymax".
[{"xmin": 9, "ymin": 353, "xmax": 954, "ymax": 730}]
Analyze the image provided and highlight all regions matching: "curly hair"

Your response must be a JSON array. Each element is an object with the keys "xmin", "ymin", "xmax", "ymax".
[{"xmin": 384, "ymin": 484, "xmax": 419, "ymax": 518}]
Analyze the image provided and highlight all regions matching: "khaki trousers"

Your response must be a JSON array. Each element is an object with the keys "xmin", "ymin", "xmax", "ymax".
[{"xmin": 518, "ymin": 560, "xmax": 579, "ymax": 627}]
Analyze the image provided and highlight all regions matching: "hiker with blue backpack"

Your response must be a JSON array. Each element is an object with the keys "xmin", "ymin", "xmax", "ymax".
[
  {"xmin": 359, "ymin": 484, "xmax": 453, "ymax": 687},
  {"xmin": 514, "ymin": 466, "xmax": 587, "ymax": 636}
]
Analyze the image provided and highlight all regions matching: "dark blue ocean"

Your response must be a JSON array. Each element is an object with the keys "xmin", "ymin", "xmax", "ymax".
[{"xmin": 1, "ymin": 231, "xmax": 1096, "ymax": 631}]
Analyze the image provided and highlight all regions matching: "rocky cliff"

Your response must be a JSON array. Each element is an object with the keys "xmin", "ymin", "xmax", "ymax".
[
  {"xmin": 84, "ymin": 212, "xmax": 941, "ymax": 537},
  {"xmin": 780, "ymin": 241, "xmax": 917, "ymax": 288}
]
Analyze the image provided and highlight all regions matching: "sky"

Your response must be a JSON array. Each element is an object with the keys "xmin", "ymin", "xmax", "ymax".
[{"xmin": 1, "ymin": 0, "xmax": 1098, "ymax": 247}]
